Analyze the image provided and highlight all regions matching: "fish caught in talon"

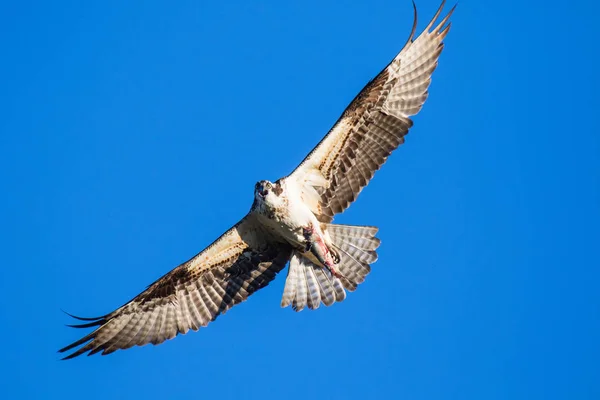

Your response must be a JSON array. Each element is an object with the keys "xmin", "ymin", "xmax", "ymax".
[{"xmin": 302, "ymin": 224, "xmax": 339, "ymax": 269}]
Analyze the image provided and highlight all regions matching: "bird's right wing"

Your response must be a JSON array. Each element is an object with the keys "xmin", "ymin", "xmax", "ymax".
[{"xmin": 59, "ymin": 215, "xmax": 291, "ymax": 359}]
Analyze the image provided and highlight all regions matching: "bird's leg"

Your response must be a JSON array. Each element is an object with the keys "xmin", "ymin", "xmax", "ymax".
[{"xmin": 303, "ymin": 224, "xmax": 342, "ymax": 278}]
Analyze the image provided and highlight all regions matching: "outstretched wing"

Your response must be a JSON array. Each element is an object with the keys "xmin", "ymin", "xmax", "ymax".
[
  {"xmin": 59, "ymin": 215, "xmax": 291, "ymax": 359},
  {"xmin": 289, "ymin": 1, "xmax": 455, "ymax": 222}
]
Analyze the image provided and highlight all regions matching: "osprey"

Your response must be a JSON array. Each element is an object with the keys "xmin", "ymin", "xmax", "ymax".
[{"xmin": 60, "ymin": 1, "xmax": 455, "ymax": 359}]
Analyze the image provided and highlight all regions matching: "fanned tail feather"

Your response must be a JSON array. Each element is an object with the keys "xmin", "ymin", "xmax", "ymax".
[
  {"xmin": 281, "ymin": 252, "xmax": 346, "ymax": 311},
  {"xmin": 281, "ymin": 224, "xmax": 380, "ymax": 311},
  {"xmin": 327, "ymin": 224, "xmax": 379, "ymax": 292}
]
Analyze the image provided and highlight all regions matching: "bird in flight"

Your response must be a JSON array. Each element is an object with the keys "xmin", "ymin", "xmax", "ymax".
[{"xmin": 60, "ymin": 1, "xmax": 455, "ymax": 359}]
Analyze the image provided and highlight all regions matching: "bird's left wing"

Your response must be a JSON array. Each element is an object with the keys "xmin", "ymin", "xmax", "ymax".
[
  {"xmin": 289, "ymin": 1, "xmax": 455, "ymax": 222},
  {"xmin": 59, "ymin": 215, "xmax": 291, "ymax": 359}
]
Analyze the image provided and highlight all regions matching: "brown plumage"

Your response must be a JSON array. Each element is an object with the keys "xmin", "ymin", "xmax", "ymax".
[
  {"xmin": 60, "ymin": 216, "xmax": 291, "ymax": 359},
  {"xmin": 291, "ymin": 0, "xmax": 455, "ymax": 222},
  {"xmin": 60, "ymin": 1, "xmax": 455, "ymax": 359}
]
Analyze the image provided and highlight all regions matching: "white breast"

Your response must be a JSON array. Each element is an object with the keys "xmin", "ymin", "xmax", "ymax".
[
  {"xmin": 282, "ymin": 177, "xmax": 317, "ymax": 227},
  {"xmin": 256, "ymin": 178, "xmax": 318, "ymax": 248}
]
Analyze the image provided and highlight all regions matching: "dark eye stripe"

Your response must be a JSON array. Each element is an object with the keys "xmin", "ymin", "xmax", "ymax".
[{"xmin": 272, "ymin": 181, "xmax": 283, "ymax": 196}]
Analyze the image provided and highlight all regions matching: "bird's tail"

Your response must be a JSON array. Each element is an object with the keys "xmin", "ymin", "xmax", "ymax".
[{"xmin": 281, "ymin": 224, "xmax": 380, "ymax": 311}]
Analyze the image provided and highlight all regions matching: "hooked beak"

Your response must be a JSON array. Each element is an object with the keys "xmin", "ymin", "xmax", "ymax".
[{"xmin": 257, "ymin": 184, "xmax": 268, "ymax": 198}]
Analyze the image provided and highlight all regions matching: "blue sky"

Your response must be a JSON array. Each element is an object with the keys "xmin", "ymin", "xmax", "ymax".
[{"xmin": 1, "ymin": 0, "xmax": 598, "ymax": 398}]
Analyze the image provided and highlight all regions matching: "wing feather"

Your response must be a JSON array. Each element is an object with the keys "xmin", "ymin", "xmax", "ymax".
[
  {"xmin": 59, "ymin": 215, "xmax": 291, "ymax": 359},
  {"xmin": 289, "ymin": 1, "xmax": 455, "ymax": 222}
]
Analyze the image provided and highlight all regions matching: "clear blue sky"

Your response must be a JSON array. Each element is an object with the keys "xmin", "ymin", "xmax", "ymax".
[{"xmin": 1, "ymin": 0, "xmax": 598, "ymax": 399}]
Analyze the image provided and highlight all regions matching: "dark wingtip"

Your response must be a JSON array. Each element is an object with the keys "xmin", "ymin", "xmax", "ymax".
[
  {"xmin": 450, "ymin": 3, "xmax": 458, "ymax": 17},
  {"xmin": 61, "ymin": 309, "xmax": 105, "ymax": 322},
  {"xmin": 425, "ymin": 0, "xmax": 447, "ymax": 31},
  {"xmin": 403, "ymin": 1, "xmax": 419, "ymax": 48},
  {"xmin": 59, "ymin": 343, "xmax": 92, "ymax": 360},
  {"xmin": 66, "ymin": 320, "xmax": 104, "ymax": 329},
  {"xmin": 58, "ymin": 326, "xmax": 99, "ymax": 358},
  {"xmin": 432, "ymin": 1, "xmax": 457, "ymax": 35},
  {"xmin": 59, "ymin": 339, "xmax": 95, "ymax": 360},
  {"xmin": 59, "ymin": 309, "xmax": 107, "ymax": 359},
  {"xmin": 60, "ymin": 349, "xmax": 86, "ymax": 361}
]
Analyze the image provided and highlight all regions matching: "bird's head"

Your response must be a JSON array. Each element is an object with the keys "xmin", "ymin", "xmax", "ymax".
[{"xmin": 254, "ymin": 179, "xmax": 283, "ymax": 208}]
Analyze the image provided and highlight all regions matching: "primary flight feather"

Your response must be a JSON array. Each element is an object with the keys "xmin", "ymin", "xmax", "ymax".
[{"xmin": 60, "ymin": 1, "xmax": 455, "ymax": 359}]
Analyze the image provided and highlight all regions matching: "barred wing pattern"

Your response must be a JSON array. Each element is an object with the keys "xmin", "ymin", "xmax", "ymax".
[
  {"xmin": 290, "ymin": 1, "xmax": 455, "ymax": 222},
  {"xmin": 59, "ymin": 215, "xmax": 291, "ymax": 359}
]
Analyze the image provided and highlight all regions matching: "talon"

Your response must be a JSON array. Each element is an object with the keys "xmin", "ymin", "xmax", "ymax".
[
  {"xmin": 302, "ymin": 225, "xmax": 314, "ymax": 238},
  {"xmin": 302, "ymin": 226, "xmax": 315, "ymax": 251},
  {"xmin": 330, "ymin": 248, "xmax": 341, "ymax": 264}
]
